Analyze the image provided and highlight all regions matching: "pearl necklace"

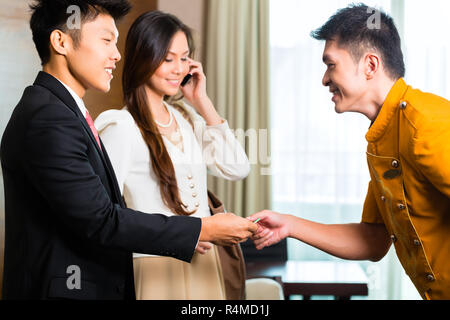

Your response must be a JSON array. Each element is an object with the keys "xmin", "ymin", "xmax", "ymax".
[{"xmin": 154, "ymin": 104, "xmax": 173, "ymax": 128}]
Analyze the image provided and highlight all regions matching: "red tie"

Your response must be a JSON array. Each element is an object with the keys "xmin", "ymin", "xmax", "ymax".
[{"xmin": 85, "ymin": 111, "xmax": 102, "ymax": 150}]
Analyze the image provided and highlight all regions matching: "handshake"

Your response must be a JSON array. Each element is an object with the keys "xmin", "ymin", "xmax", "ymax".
[{"xmin": 198, "ymin": 210, "xmax": 285, "ymax": 252}]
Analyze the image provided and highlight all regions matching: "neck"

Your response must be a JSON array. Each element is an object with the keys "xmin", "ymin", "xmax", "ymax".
[
  {"xmin": 364, "ymin": 77, "xmax": 397, "ymax": 122},
  {"xmin": 43, "ymin": 61, "xmax": 86, "ymax": 98},
  {"xmin": 144, "ymin": 85, "xmax": 167, "ymax": 116}
]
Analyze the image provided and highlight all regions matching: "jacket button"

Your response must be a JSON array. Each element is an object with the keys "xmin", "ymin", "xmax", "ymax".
[
  {"xmin": 400, "ymin": 101, "xmax": 407, "ymax": 109},
  {"xmin": 391, "ymin": 160, "xmax": 399, "ymax": 168},
  {"xmin": 397, "ymin": 203, "xmax": 406, "ymax": 210},
  {"xmin": 190, "ymin": 183, "xmax": 195, "ymax": 189},
  {"xmin": 192, "ymin": 192, "xmax": 197, "ymax": 198},
  {"xmin": 390, "ymin": 235, "xmax": 397, "ymax": 243},
  {"xmin": 426, "ymin": 274, "xmax": 435, "ymax": 282},
  {"xmin": 187, "ymin": 174, "xmax": 193, "ymax": 180},
  {"xmin": 413, "ymin": 239, "xmax": 421, "ymax": 246}
]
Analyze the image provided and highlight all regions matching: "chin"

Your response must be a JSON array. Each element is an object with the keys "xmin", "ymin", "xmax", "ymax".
[
  {"xmin": 165, "ymin": 88, "xmax": 180, "ymax": 96},
  {"xmin": 334, "ymin": 99, "xmax": 353, "ymax": 114},
  {"xmin": 334, "ymin": 103, "xmax": 344, "ymax": 114},
  {"xmin": 334, "ymin": 107, "xmax": 345, "ymax": 114},
  {"xmin": 151, "ymin": 86, "xmax": 177, "ymax": 98},
  {"xmin": 92, "ymin": 82, "xmax": 111, "ymax": 93}
]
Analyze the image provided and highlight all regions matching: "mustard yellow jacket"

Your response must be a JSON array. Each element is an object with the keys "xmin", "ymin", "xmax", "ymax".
[{"xmin": 362, "ymin": 78, "xmax": 450, "ymax": 300}]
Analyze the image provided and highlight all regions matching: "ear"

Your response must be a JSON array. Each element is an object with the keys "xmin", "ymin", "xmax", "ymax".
[
  {"xmin": 49, "ymin": 29, "xmax": 72, "ymax": 57},
  {"xmin": 364, "ymin": 53, "xmax": 381, "ymax": 80}
]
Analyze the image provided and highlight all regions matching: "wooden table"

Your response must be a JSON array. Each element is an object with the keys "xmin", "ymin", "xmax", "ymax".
[{"xmin": 246, "ymin": 261, "xmax": 369, "ymax": 300}]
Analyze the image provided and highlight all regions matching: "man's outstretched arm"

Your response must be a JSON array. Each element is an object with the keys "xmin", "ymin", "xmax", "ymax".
[{"xmin": 249, "ymin": 210, "xmax": 391, "ymax": 262}]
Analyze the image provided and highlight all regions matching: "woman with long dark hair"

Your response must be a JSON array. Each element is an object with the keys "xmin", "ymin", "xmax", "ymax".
[{"xmin": 95, "ymin": 11, "xmax": 250, "ymax": 299}]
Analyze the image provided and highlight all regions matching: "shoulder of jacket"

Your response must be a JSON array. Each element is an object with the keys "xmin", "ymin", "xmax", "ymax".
[
  {"xmin": 402, "ymin": 86, "xmax": 450, "ymax": 131},
  {"xmin": 18, "ymin": 84, "xmax": 77, "ymax": 120},
  {"xmin": 94, "ymin": 107, "xmax": 135, "ymax": 132}
]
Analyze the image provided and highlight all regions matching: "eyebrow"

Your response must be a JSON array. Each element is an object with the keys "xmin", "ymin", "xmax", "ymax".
[
  {"xmin": 168, "ymin": 50, "xmax": 190, "ymax": 55},
  {"xmin": 102, "ymin": 29, "xmax": 119, "ymax": 39},
  {"xmin": 322, "ymin": 54, "xmax": 332, "ymax": 63}
]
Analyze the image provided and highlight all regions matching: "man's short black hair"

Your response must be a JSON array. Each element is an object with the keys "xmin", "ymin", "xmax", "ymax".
[
  {"xmin": 311, "ymin": 3, "xmax": 405, "ymax": 80},
  {"xmin": 29, "ymin": 0, "xmax": 132, "ymax": 65}
]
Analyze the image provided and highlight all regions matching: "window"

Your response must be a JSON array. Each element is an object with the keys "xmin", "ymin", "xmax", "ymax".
[{"xmin": 270, "ymin": 0, "xmax": 449, "ymax": 299}]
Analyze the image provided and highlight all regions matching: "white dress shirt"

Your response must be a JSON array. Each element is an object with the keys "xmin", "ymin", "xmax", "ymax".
[
  {"xmin": 55, "ymin": 78, "xmax": 88, "ymax": 116},
  {"xmin": 95, "ymin": 102, "xmax": 250, "ymax": 258}
]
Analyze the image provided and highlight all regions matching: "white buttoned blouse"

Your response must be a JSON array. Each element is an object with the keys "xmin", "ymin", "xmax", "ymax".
[{"xmin": 95, "ymin": 102, "xmax": 250, "ymax": 258}]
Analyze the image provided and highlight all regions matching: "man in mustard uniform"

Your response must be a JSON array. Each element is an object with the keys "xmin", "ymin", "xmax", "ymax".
[{"xmin": 248, "ymin": 4, "xmax": 450, "ymax": 299}]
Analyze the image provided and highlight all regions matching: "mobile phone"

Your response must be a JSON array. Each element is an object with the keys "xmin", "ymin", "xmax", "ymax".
[{"xmin": 181, "ymin": 73, "xmax": 192, "ymax": 87}]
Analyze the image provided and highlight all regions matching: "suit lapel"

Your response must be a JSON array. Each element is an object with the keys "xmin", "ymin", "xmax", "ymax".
[{"xmin": 33, "ymin": 71, "xmax": 124, "ymax": 206}]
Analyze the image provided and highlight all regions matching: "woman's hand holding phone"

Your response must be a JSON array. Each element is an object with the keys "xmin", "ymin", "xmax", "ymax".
[
  {"xmin": 180, "ymin": 58, "xmax": 222, "ymax": 125},
  {"xmin": 180, "ymin": 58, "xmax": 208, "ymax": 106}
]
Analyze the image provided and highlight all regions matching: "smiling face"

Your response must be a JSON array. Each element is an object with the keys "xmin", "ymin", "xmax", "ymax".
[
  {"xmin": 147, "ymin": 31, "xmax": 190, "ymax": 98},
  {"xmin": 65, "ymin": 13, "xmax": 121, "ymax": 94},
  {"xmin": 321, "ymin": 39, "xmax": 369, "ymax": 114}
]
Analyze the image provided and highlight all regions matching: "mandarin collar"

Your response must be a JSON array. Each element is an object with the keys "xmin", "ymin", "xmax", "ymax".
[{"xmin": 365, "ymin": 78, "xmax": 409, "ymax": 143}]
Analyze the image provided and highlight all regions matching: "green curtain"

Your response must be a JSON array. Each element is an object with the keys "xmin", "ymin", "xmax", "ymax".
[{"xmin": 204, "ymin": 0, "xmax": 271, "ymax": 217}]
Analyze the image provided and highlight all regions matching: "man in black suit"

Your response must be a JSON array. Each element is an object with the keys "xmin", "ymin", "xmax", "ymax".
[{"xmin": 0, "ymin": 0, "xmax": 257, "ymax": 299}]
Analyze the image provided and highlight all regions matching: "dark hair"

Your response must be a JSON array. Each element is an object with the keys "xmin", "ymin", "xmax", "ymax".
[
  {"xmin": 29, "ymin": 0, "xmax": 131, "ymax": 65},
  {"xmin": 311, "ymin": 3, "xmax": 405, "ymax": 79},
  {"xmin": 122, "ymin": 11, "xmax": 195, "ymax": 216}
]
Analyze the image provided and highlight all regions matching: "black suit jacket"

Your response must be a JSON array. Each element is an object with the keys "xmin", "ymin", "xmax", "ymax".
[{"xmin": 0, "ymin": 71, "xmax": 201, "ymax": 300}]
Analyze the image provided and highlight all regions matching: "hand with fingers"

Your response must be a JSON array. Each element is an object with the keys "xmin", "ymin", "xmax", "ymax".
[
  {"xmin": 200, "ymin": 212, "xmax": 258, "ymax": 247},
  {"xmin": 195, "ymin": 241, "xmax": 213, "ymax": 254},
  {"xmin": 179, "ymin": 58, "xmax": 223, "ymax": 126},
  {"xmin": 248, "ymin": 210, "xmax": 291, "ymax": 250},
  {"xmin": 180, "ymin": 58, "xmax": 208, "ymax": 109}
]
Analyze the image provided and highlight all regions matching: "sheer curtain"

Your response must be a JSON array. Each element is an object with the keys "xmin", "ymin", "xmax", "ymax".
[
  {"xmin": 205, "ymin": 0, "xmax": 272, "ymax": 216},
  {"xmin": 270, "ymin": 0, "xmax": 450, "ymax": 299}
]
